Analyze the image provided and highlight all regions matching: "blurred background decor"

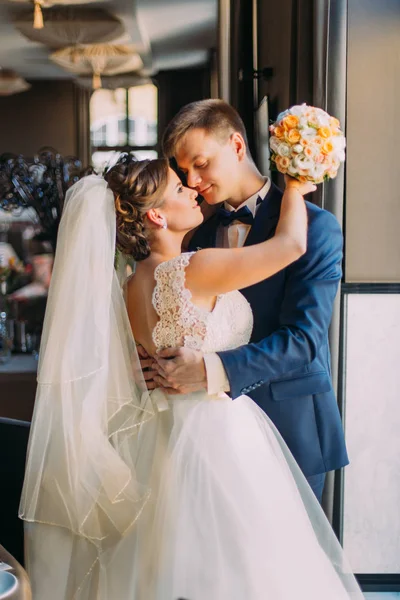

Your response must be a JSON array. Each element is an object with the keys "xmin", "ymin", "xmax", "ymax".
[
  {"xmin": 0, "ymin": 147, "xmax": 89, "ymax": 250},
  {"xmin": 0, "ymin": 148, "xmax": 90, "ymax": 360}
]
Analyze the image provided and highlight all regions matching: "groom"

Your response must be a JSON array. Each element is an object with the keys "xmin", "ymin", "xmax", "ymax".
[{"xmin": 151, "ymin": 99, "xmax": 348, "ymax": 502}]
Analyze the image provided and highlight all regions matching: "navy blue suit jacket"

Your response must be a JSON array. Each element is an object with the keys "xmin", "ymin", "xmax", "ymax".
[{"xmin": 189, "ymin": 183, "xmax": 349, "ymax": 477}]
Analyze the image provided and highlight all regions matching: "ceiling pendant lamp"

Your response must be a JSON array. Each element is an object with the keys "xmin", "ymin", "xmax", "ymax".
[
  {"xmin": 14, "ymin": 6, "xmax": 125, "ymax": 47},
  {"xmin": 50, "ymin": 44, "xmax": 143, "ymax": 89},
  {"xmin": 9, "ymin": 0, "xmax": 102, "ymax": 30}
]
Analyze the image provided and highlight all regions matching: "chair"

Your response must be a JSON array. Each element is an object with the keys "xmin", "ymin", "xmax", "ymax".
[{"xmin": 0, "ymin": 417, "xmax": 30, "ymax": 566}]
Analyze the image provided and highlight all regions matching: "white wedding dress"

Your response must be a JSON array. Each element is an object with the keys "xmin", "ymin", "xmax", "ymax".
[{"xmin": 20, "ymin": 177, "xmax": 362, "ymax": 600}]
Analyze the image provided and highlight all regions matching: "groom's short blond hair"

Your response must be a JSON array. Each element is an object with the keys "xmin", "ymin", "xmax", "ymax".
[{"xmin": 162, "ymin": 99, "xmax": 249, "ymax": 158}]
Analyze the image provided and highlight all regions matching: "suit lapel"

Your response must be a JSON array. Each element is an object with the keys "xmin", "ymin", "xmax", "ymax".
[{"xmin": 244, "ymin": 182, "xmax": 283, "ymax": 247}]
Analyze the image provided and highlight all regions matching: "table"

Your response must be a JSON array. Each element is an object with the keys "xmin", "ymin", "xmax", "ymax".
[
  {"xmin": 0, "ymin": 355, "xmax": 37, "ymax": 421},
  {"xmin": 0, "ymin": 544, "xmax": 31, "ymax": 599}
]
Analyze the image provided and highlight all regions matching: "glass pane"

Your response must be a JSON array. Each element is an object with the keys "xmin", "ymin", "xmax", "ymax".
[
  {"xmin": 130, "ymin": 150, "xmax": 158, "ymax": 161},
  {"xmin": 364, "ymin": 595, "xmax": 400, "ymax": 599},
  {"xmin": 90, "ymin": 89, "xmax": 127, "ymax": 147},
  {"xmin": 128, "ymin": 85, "xmax": 158, "ymax": 146},
  {"xmin": 345, "ymin": 0, "xmax": 400, "ymax": 282},
  {"xmin": 91, "ymin": 150, "xmax": 158, "ymax": 173},
  {"xmin": 343, "ymin": 294, "xmax": 400, "ymax": 573}
]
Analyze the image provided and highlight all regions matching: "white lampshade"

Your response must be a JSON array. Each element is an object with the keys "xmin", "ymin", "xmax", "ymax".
[
  {"xmin": 14, "ymin": 6, "xmax": 125, "ymax": 48},
  {"xmin": 50, "ymin": 44, "xmax": 143, "ymax": 89},
  {"xmin": 9, "ymin": 0, "xmax": 102, "ymax": 29},
  {"xmin": 0, "ymin": 70, "xmax": 31, "ymax": 96}
]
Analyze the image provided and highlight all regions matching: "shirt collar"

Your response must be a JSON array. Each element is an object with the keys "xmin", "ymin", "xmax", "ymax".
[{"xmin": 223, "ymin": 177, "xmax": 271, "ymax": 218}]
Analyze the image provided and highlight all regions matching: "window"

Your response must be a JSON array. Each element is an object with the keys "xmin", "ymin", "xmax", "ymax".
[
  {"xmin": 90, "ymin": 84, "xmax": 158, "ymax": 173},
  {"xmin": 342, "ymin": 293, "xmax": 400, "ymax": 575}
]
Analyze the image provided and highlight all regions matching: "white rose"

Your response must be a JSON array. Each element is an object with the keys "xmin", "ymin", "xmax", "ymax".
[
  {"xmin": 332, "ymin": 135, "xmax": 346, "ymax": 151},
  {"xmin": 287, "ymin": 162, "xmax": 298, "ymax": 175},
  {"xmin": 269, "ymin": 136, "xmax": 280, "ymax": 153},
  {"xmin": 289, "ymin": 104, "xmax": 307, "ymax": 117},
  {"xmin": 316, "ymin": 115, "xmax": 331, "ymax": 128},
  {"xmin": 310, "ymin": 164, "xmax": 325, "ymax": 180},
  {"xmin": 331, "ymin": 149, "xmax": 345, "ymax": 163},
  {"xmin": 298, "ymin": 116, "xmax": 309, "ymax": 129},
  {"xmin": 300, "ymin": 126, "xmax": 317, "ymax": 140},
  {"xmin": 293, "ymin": 154, "xmax": 314, "ymax": 170},
  {"xmin": 293, "ymin": 144, "xmax": 303, "ymax": 154},
  {"xmin": 277, "ymin": 142, "xmax": 291, "ymax": 157},
  {"xmin": 314, "ymin": 108, "xmax": 330, "ymax": 122},
  {"xmin": 304, "ymin": 144, "xmax": 319, "ymax": 158}
]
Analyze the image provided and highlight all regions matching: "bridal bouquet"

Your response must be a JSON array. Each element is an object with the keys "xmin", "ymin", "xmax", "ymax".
[{"xmin": 269, "ymin": 104, "xmax": 346, "ymax": 184}]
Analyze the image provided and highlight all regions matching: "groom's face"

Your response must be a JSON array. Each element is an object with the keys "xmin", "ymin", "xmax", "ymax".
[{"xmin": 175, "ymin": 128, "xmax": 243, "ymax": 205}]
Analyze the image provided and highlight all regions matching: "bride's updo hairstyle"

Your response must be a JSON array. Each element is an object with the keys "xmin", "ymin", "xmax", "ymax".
[{"xmin": 105, "ymin": 154, "xmax": 169, "ymax": 261}]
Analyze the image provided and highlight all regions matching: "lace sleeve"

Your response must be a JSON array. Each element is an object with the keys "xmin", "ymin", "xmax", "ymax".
[{"xmin": 151, "ymin": 252, "xmax": 208, "ymax": 351}]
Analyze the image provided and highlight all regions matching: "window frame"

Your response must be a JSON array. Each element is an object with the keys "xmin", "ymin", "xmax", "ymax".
[{"xmin": 90, "ymin": 86, "xmax": 158, "ymax": 162}]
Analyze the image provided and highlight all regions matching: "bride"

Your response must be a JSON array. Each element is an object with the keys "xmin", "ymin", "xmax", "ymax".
[{"xmin": 20, "ymin": 154, "xmax": 362, "ymax": 599}]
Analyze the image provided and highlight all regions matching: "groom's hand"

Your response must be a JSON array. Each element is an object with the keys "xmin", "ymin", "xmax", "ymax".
[{"xmin": 153, "ymin": 347, "xmax": 207, "ymax": 394}]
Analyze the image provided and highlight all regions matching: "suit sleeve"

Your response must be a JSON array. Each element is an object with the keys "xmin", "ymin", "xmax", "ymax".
[{"xmin": 217, "ymin": 209, "xmax": 343, "ymax": 400}]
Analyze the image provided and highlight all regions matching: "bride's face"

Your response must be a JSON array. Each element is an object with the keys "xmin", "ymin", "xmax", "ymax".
[{"xmin": 160, "ymin": 168, "xmax": 203, "ymax": 232}]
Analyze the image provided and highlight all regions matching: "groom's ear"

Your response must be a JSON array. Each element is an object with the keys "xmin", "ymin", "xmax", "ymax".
[{"xmin": 229, "ymin": 132, "xmax": 247, "ymax": 161}]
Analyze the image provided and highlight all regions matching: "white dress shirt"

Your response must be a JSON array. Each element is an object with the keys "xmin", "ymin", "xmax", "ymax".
[{"xmin": 204, "ymin": 177, "xmax": 271, "ymax": 395}]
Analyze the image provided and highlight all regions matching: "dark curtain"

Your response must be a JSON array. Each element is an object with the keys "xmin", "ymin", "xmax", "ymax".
[
  {"xmin": 229, "ymin": 0, "xmax": 256, "ymax": 156},
  {"xmin": 156, "ymin": 65, "xmax": 211, "ymax": 150},
  {"xmin": 255, "ymin": 0, "xmax": 348, "ymax": 521},
  {"xmin": 312, "ymin": 0, "xmax": 348, "ymax": 523},
  {"xmin": 74, "ymin": 83, "xmax": 91, "ymax": 167},
  {"xmin": 256, "ymin": 0, "xmax": 314, "ymax": 187}
]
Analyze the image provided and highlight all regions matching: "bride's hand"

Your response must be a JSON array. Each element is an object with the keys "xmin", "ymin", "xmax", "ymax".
[
  {"xmin": 136, "ymin": 344, "xmax": 158, "ymax": 390},
  {"xmin": 284, "ymin": 175, "xmax": 317, "ymax": 196}
]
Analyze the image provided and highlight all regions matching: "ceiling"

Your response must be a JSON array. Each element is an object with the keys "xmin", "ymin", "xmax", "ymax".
[{"xmin": 0, "ymin": 0, "xmax": 217, "ymax": 81}]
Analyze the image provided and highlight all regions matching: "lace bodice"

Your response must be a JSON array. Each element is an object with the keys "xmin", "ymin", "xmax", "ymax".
[{"xmin": 152, "ymin": 252, "xmax": 253, "ymax": 353}]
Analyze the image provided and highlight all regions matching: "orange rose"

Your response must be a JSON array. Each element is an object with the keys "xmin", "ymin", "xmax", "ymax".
[
  {"xmin": 274, "ymin": 126, "xmax": 285, "ymax": 138},
  {"xmin": 278, "ymin": 156, "xmax": 290, "ymax": 169},
  {"xmin": 313, "ymin": 136, "xmax": 324, "ymax": 146},
  {"xmin": 286, "ymin": 128, "xmax": 301, "ymax": 144},
  {"xmin": 304, "ymin": 146, "xmax": 315, "ymax": 158},
  {"xmin": 275, "ymin": 155, "xmax": 290, "ymax": 172},
  {"xmin": 282, "ymin": 115, "xmax": 299, "ymax": 130},
  {"xmin": 321, "ymin": 140, "xmax": 334, "ymax": 155},
  {"xmin": 317, "ymin": 126, "xmax": 332, "ymax": 139},
  {"xmin": 300, "ymin": 138, "xmax": 309, "ymax": 147},
  {"xmin": 329, "ymin": 117, "xmax": 340, "ymax": 130}
]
